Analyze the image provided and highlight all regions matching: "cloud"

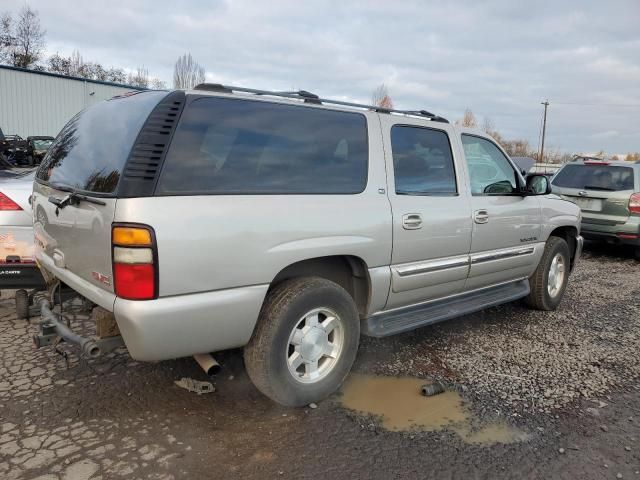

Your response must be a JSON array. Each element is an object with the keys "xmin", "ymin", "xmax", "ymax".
[{"xmin": 3, "ymin": 0, "xmax": 640, "ymax": 153}]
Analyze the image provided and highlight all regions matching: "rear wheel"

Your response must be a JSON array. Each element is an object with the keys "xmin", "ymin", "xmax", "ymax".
[
  {"xmin": 525, "ymin": 236, "xmax": 570, "ymax": 311},
  {"xmin": 635, "ymin": 247, "xmax": 640, "ymax": 260},
  {"xmin": 244, "ymin": 277, "xmax": 360, "ymax": 407}
]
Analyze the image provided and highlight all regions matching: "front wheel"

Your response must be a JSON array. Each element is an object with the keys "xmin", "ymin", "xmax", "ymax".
[
  {"xmin": 244, "ymin": 277, "xmax": 360, "ymax": 407},
  {"xmin": 525, "ymin": 236, "xmax": 570, "ymax": 311}
]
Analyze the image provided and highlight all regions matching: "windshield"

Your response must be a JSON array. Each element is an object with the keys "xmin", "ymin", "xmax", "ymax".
[
  {"xmin": 32, "ymin": 139, "xmax": 53, "ymax": 150},
  {"xmin": 36, "ymin": 90, "xmax": 168, "ymax": 194},
  {"xmin": 552, "ymin": 164, "xmax": 635, "ymax": 191}
]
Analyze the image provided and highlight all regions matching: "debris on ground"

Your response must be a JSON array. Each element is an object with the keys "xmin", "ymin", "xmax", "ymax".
[
  {"xmin": 174, "ymin": 377, "xmax": 215, "ymax": 394},
  {"xmin": 421, "ymin": 382, "xmax": 445, "ymax": 397}
]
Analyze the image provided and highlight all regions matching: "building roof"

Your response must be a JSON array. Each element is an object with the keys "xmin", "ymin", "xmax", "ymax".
[{"xmin": 0, "ymin": 64, "xmax": 146, "ymax": 91}]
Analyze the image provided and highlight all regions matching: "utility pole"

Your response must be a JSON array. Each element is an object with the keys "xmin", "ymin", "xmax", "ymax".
[{"xmin": 539, "ymin": 100, "xmax": 549, "ymax": 163}]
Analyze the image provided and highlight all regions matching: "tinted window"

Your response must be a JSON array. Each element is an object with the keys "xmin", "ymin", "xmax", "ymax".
[
  {"xmin": 156, "ymin": 97, "xmax": 368, "ymax": 194},
  {"xmin": 461, "ymin": 135, "xmax": 518, "ymax": 195},
  {"xmin": 391, "ymin": 126, "xmax": 457, "ymax": 195},
  {"xmin": 552, "ymin": 164, "xmax": 635, "ymax": 191},
  {"xmin": 36, "ymin": 91, "xmax": 168, "ymax": 194}
]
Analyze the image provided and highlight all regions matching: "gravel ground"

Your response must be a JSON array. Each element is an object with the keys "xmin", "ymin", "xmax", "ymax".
[
  {"xmin": 374, "ymin": 247, "xmax": 640, "ymax": 415},
  {"xmin": 0, "ymin": 244, "xmax": 639, "ymax": 479}
]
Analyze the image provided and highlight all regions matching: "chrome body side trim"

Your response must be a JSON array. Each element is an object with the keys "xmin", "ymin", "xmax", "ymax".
[
  {"xmin": 470, "ymin": 245, "xmax": 535, "ymax": 264},
  {"xmin": 394, "ymin": 256, "xmax": 470, "ymax": 277}
]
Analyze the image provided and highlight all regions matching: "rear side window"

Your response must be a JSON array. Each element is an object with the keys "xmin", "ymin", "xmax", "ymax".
[
  {"xmin": 156, "ymin": 97, "xmax": 368, "ymax": 195},
  {"xmin": 552, "ymin": 164, "xmax": 635, "ymax": 191},
  {"xmin": 391, "ymin": 126, "xmax": 457, "ymax": 195},
  {"xmin": 36, "ymin": 91, "xmax": 168, "ymax": 194}
]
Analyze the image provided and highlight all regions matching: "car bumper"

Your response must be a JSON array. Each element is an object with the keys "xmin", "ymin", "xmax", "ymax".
[
  {"xmin": 0, "ymin": 225, "xmax": 45, "ymax": 289},
  {"xmin": 0, "ymin": 262, "xmax": 45, "ymax": 289},
  {"xmin": 582, "ymin": 231, "xmax": 640, "ymax": 246},
  {"xmin": 581, "ymin": 218, "xmax": 640, "ymax": 246},
  {"xmin": 113, "ymin": 285, "xmax": 268, "ymax": 361},
  {"xmin": 38, "ymin": 249, "xmax": 268, "ymax": 362}
]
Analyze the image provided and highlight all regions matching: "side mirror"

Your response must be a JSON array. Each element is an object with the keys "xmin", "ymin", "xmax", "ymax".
[{"xmin": 526, "ymin": 174, "xmax": 552, "ymax": 195}]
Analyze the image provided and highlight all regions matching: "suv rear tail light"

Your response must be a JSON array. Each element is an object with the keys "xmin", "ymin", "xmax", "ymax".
[
  {"xmin": 630, "ymin": 193, "xmax": 640, "ymax": 215},
  {"xmin": 112, "ymin": 225, "xmax": 157, "ymax": 300},
  {"xmin": 0, "ymin": 192, "xmax": 22, "ymax": 211}
]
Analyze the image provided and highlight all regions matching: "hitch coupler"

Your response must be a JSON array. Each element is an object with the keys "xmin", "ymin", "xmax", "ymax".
[{"xmin": 33, "ymin": 298, "xmax": 101, "ymax": 358}]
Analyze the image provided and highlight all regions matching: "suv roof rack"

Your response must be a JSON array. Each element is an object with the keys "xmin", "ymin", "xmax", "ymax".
[{"xmin": 192, "ymin": 83, "xmax": 449, "ymax": 123}]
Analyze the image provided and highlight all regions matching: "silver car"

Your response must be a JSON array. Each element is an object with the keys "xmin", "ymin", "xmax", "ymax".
[
  {"xmin": 30, "ymin": 86, "xmax": 583, "ymax": 406},
  {"xmin": 0, "ymin": 169, "xmax": 45, "ymax": 303}
]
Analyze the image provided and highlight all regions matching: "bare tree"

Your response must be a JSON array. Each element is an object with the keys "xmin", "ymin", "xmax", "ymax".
[
  {"xmin": 11, "ymin": 6, "xmax": 45, "ymax": 68},
  {"xmin": 371, "ymin": 84, "xmax": 394, "ymax": 109},
  {"xmin": 69, "ymin": 49, "xmax": 83, "ymax": 76},
  {"xmin": 127, "ymin": 66, "xmax": 149, "ymax": 88},
  {"xmin": 173, "ymin": 53, "xmax": 205, "ymax": 89},
  {"xmin": 150, "ymin": 78, "xmax": 167, "ymax": 90},
  {"xmin": 0, "ymin": 12, "xmax": 13, "ymax": 64},
  {"xmin": 456, "ymin": 108, "xmax": 477, "ymax": 128},
  {"xmin": 481, "ymin": 116, "xmax": 494, "ymax": 134}
]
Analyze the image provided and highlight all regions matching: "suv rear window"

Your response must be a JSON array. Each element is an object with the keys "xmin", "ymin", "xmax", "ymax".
[
  {"xmin": 552, "ymin": 164, "xmax": 635, "ymax": 191},
  {"xmin": 156, "ymin": 97, "xmax": 368, "ymax": 195},
  {"xmin": 36, "ymin": 91, "xmax": 168, "ymax": 194}
]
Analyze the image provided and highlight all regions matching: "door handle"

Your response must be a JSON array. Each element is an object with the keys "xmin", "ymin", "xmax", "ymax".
[
  {"xmin": 402, "ymin": 213, "xmax": 423, "ymax": 230},
  {"xmin": 474, "ymin": 209, "xmax": 489, "ymax": 224}
]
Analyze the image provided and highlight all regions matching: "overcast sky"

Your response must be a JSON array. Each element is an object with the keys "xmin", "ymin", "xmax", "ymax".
[{"xmin": 5, "ymin": 0, "xmax": 640, "ymax": 154}]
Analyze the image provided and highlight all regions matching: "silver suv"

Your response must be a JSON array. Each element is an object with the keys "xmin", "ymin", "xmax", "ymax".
[
  {"xmin": 31, "ymin": 85, "xmax": 583, "ymax": 406},
  {"xmin": 551, "ymin": 157, "xmax": 640, "ymax": 259}
]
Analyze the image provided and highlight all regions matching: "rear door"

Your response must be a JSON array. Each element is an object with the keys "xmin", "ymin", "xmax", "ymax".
[
  {"xmin": 459, "ymin": 133, "xmax": 543, "ymax": 291},
  {"xmin": 551, "ymin": 162, "xmax": 636, "ymax": 227},
  {"xmin": 381, "ymin": 116, "xmax": 473, "ymax": 310},
  {"xmin": 32, "ymin": 90, "xmax": 169, "ymax": 296}
]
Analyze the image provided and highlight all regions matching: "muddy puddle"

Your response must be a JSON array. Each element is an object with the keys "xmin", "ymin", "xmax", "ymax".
[{"xmin": 339, "ymin": 374, "xmax": 528, "ymax": 445}]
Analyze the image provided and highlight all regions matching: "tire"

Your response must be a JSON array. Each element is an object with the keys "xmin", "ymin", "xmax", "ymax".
[
  {"xmin": 244, "ymin": 277, "xmax": 360, "ymax": 407},
  {"xmin": 634, "ymin": 247, "xmax": 640, "ymax": 261},
  {"xmin": 15, "ymin": 289, "xmax": 29, "ymax": 320},
  {"xmin": 525, "ymin": 236, "xmax": 570, "ymax": 311}
]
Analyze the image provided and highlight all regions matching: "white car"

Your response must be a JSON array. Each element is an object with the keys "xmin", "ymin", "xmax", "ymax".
[{"xmin": 0, "ymin": 168, "xmax": 45, "ymax": 305}]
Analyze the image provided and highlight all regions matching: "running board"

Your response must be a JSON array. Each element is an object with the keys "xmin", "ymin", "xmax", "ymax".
[{"xmin": 362, "ymin": 279, "xmax": 530, "ymax": 337}]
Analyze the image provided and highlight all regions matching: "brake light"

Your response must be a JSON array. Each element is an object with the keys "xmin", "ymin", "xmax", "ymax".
[
  {"xmin": 112, "ymin": 224, "xmax": 157, "ymax": 300},
  {"xmin": 630, "ymin": 193, "xmax": 640, "ymax": 215},
  {"xmin": 584, "ymin": 160, "xmax": 610, "ymax": 165},
  {"xmin": 0, "ymin": 192, "xmax": 22, "ymax": 211}
]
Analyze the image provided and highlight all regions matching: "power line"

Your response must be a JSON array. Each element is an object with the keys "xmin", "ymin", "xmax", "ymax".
[{"xmin": 552, "ymin": 102, "xmax": 640, "ymax": 107}]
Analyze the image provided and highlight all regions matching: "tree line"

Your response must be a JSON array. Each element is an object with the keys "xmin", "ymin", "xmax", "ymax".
[{"xmin": 0, "ymin": 6, "xmax": 206, "ymax": 90}]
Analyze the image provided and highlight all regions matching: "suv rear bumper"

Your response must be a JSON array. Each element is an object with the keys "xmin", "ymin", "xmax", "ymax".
[
  {"xmin": 581, "ymin": 217, "xmax": 640, "ymax": 246},
  {"xmin": 113, "ymin": 285, "xmax": 268, "ymax": 361},
  {"xmin": 38, "ymin": 250, "xmax": 268, "ymax": 361}
]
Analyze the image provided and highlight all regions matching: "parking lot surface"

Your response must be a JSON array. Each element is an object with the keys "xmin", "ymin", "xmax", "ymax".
[{"xmin": 1, "ymin": 245, "xmax": 639, "ymax": 479}]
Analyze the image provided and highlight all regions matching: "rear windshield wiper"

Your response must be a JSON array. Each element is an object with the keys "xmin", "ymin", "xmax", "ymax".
[{"xmin": 48, "ymin": 184, "xmax": 106, "ymax": 209}]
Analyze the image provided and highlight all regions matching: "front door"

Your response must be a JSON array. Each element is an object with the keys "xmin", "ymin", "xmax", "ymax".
[
  {"xmin": 382, "ymin": 117, "xmax": 473, "ymax": 310},
  {"xmin": 459, "ymin": 133, "xmax": 543, "ymax": 291}
]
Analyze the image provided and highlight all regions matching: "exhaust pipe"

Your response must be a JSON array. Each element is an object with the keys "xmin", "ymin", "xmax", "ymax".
[
  {"xmin": 35, "ymin": 298, "xmax": 101, "ymax": 358},
  {"xmin": 193, "ymin": 353, "xmax": 221, "ymax": 376}
]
